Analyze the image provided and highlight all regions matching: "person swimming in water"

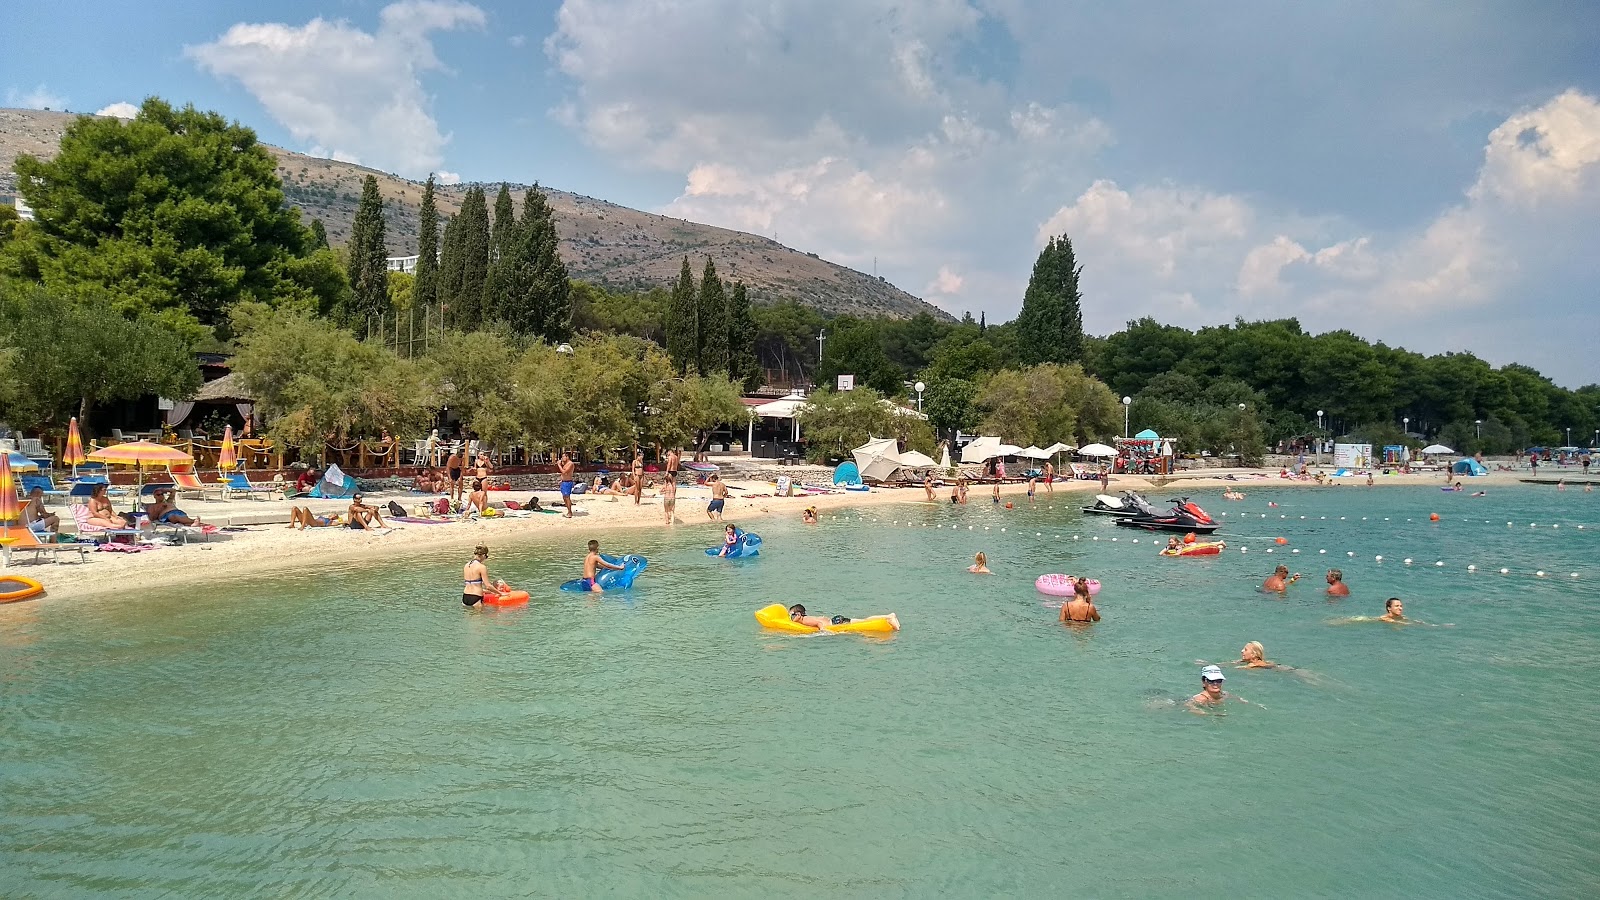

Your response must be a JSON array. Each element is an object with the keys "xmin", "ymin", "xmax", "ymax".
[
  {"xmin": 462, "ymin": 545, "xmax": 511, "ymax": 606},
  {"xmin": 1059, "ymin": 579, "xmax": 1100, "ymax": 624},
  {"xmin": 1330, "ymin": 597, "xmax": 1441, "ymax": 626},
  {"xmin": 1236, "ymin": 641, "xmax": 1281, "ymax": 669},
  {"xmin": 1187, "ymin": 665, "xmax": 1251, "ymax": 713},
  {"xmin": 802, "ymin": 506, "xmax": 818, "ymax": 524},
  {"xmin": 1325, "ymin": 568, "xmax": 1350, "ymax": 597},
  {"xmin": 1167, "ymin": 536, "xmax": 1182, "ymax": 552},
  {"xmin": 968, "ymin": 551, "xmax": 992, "ymax": 574},
  {"xmin": 580, "ymin": 539, "xmax": 625, "ymax": 593},
  {"xmin": 1263, "ymin": 565, "xmax": 1300, "ymax": 593},
  {"xmin": 787, "ymin": 604, "xmax": 900, "ymax": 632}
]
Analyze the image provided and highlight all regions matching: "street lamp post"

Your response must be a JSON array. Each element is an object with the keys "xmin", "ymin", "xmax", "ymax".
[
  {"xmin": 1316, "ymin": 409, "xmax": 1324, "ymax": 468},
  {"xmin": 914, "ymin": 381, "xmax": 925, "ymax": 414},
  {"xmin": 1121, "ymin": 396, "xmax": 1132, "ymax": 438},
  {"xmin": 1476, "ymin": 419, "xmax": 1482, "ymax": 441},
  {"xmin": 1238, "ymin": 403, "xmax": 1247, "ymax": 465},
  {"xmin": 1566, "ymin": 426, "xmax": 1572, "ymax": 447}
]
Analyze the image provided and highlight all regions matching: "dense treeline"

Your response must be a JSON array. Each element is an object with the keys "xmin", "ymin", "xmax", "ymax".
[{"xmin": 1, "ymin": 97, "xmax": 1592, "ymax": 463}]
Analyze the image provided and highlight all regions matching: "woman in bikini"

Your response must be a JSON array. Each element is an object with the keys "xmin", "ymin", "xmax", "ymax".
[
  {"xmin": 86, "ymin": 483, "xmax": 128, "ymax": 530},
  {"xmin": 462, "ymin": 545, "xmax": 508, "ymax": 607}
]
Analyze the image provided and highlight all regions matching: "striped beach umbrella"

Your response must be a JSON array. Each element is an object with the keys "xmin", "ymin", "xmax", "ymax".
[
  {"xmin": 64, "ymin": 417, "xmax": 86, "ymax": 473},
  {"xmin": 89, "ymin": 441, "xmax": 195, "ymax": 509},
  {"xmin": 218, "ymin": 424, "xmax": 238, "ymax": 471},
  {"xmin": 0, "ymin": 450, "xmax": 18, "ymax": 538},
  {"xmin": 3, "ymin": 451, "xmax": 40, "ymax": 473}
]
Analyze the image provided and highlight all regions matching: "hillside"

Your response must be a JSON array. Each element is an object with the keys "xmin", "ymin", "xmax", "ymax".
[{"xmin": 0, "ymin": 107, "xmax": 948, "ymax": 320}]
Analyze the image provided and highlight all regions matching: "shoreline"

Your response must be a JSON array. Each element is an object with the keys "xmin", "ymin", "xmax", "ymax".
[{"xmin": 4, "ymin": 467, "xmax": 1540, "ymax": 605}]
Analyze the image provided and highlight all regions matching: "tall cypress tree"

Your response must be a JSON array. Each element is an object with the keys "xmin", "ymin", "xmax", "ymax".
[
  {"xmin": 697, "ymin": 257, "xmax": 729, "ymax": 374},
  {"xmin": 524, "ymin": 184, "xmax": 571, "ymax": 342},
  {"xmin": 456, "ymin": 186, "xmax": 491, "ymax": 330},
  {"xmin": 438, "ymin": 212, "xmax": 463, "ymax": 328},
  {"xmin": 412, "ymin": 174, "xmax": 440, "ymax": 344},
  {"xmin": 665, "ymin": 256, "xmax": 698, "ymax": 374},
  {"xmin": 309, "ymin": 218, "xmax": 329, "ymax": 250},
  {"xmin": 1014, "ymin": 233, "xmax": 1085, "ymax": 366},
  {"xmin": 346, "ymin": 175, "xmax": 389, "ymax": 337},
  {"xmin": 482, "ymin": 183, "xmax": 517, "ymax": 319},
  {"xmin": 726, "ymin": 280, "xmax": 759, "ymax": 389}
]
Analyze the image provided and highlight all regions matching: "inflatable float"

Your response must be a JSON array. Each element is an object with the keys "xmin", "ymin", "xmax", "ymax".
[
  {"xmin": 754, "ymin": 604, "xmax": 898, "ymax": 634},
  {"xmin": 1161, "ymin": 541, "xmax": 1227, "ymax": 557},
  {"xmin": 559, "ymin": 554, "xmax": 648, "ymax": 592},
  {"xmin": 481, "ymin": 589, "xmax": 529, "ymax": 607},
  {"xmin": 0, "ymin": 575, "xmax": 44, "ymax": 603},
  {"xmin": 706, "ymin": 529, "xmax": 762, "ymax": 558},
  {"xmin": 1035, "ymin": 574, "xmax": 1101, "ymax": 597}
]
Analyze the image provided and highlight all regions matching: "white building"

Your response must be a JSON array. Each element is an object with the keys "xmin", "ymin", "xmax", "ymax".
[
  {"xmin": 386, "ymin": 254, "xmax": 419, "ymax": 274},
  {"xmin": 11, "ymin": 196, "xmax": 34, "ymax": 221}
]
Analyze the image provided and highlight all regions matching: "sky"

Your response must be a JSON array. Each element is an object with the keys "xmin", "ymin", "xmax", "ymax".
[{"xmin": 7, "ymin": 0, "xmax": 1600, "ymax": 387}]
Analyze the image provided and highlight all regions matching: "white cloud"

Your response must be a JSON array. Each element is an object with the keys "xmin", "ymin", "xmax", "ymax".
[
  {"xmin": 186, "ymin": 0, "xmax": 485, "ymax": 178},
  {"xmin": 94, "ymin": 101, "xmax": 140, "ymax": 120},
  {"xmin": 927, "ymin": 265, "xmax": 964, "ymax": 296},
  {"xmin": 436, "ymin": 170, "xmax": 462, "ymax": 185},
  {"xmin": 508, "ymin": 34, "xmax": 527, "ymax": 48},
  {"xmin": 6, "ymin": 85, "xmax": 68, "ymax": 110},
  {"xmin": 1473, "ymin": 88, "xmax": 1600, "ymax": 206}
]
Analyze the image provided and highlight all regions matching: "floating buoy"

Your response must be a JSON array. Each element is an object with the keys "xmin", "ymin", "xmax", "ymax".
[
  {"xmin": 1275, "ymin": 537, "xmax": 1288, "ymax": 545},
  {"xmin": 1005, "ymin": 502, "xmax": 1013, "ymax": 509},
  {"xmin": 1429, "ymin": 513, "xmax": 1440, "ymax": 522},
  {"xmin": 1291, "ymin": 548, "xmax": 1300, "ymax": 554},
  {"xmin": 1536, "ymin": 571, "xmax": 1546, "ymax": 578},
  {"xmin": 1500, "ymin": 568, "xmax": 1509, "ymax": 574},
  {"xmin": 1347, "ymin": 551, "xmax": 1355, "ymax": 557},
  {"xmin": 1318, "ymin": 549, "xmax": 1326, "ymax": 554},
  {"xmin": 1434, "ymin": 561, "xmax": 1444, "ymax": 567},
  {"xmin": 1404, "ymin": 558, "xmax": 1414, "ymax": 565},
  {"xmin": 1573, "ymin": 573, "xmax": 1581, "ymax": 578},
  {"xmin": 1375, "ymin": 555, "xmax": 1384, "ymax": 562},
  {"xmin": 1266, "ymin": 548, "xmax": 1274, "ymax": 553},
  {"xmin": 1468, "ymin": 565, "xmax": 1477, "ymax": 572}
]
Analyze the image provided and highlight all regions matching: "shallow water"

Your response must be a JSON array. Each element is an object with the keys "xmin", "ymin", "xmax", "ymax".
[{"xmin": 3, "ymin": 485, "xmax": 1598, "ymax": 897}]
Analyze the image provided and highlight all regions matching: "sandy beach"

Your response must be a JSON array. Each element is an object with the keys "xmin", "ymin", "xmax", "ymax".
[{"xmin": 3, "ymin": 463, "xmax": 1543, "ymax": 604}]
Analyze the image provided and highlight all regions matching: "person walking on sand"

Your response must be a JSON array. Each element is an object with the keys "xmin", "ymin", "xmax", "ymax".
[
  {"xmin": 1099, "ymin": 465, "xmax": 1110, "ymax": 492},
  {"xmin": 661, "ymin": 477, "xmax": 676, "ymax": 525},
  {"xmin": 631, "ymin": 452, "xmax": 645, "ymax": 505},
  {"xmin": 461, "ymin": 545, "xmax": 510, "ymax": 607},
  {"xmin": 1059, "ymin": 579, "xmax": 1100, "ymax": 623},
  {"xmin": 1044, "ymin": 461, "xmax": 1055, "ymax": 495},
  {"xmin": 666, "ymin": 446, "xmax": 681, "ymax": 482},
  {"xmin": 445, "ymin": 444, "xmax": 466, "ymax": 504},
  {"xmin": 707, "ymin": 475, "xmax": 728, "ymax": 521},
  {"xmin": 1325, "ymin": 568, "xmax": 1350, "ymax": 597},
  {"xmin": 557, "ymin": 453, "xmax": 577, "ymax": 518}
]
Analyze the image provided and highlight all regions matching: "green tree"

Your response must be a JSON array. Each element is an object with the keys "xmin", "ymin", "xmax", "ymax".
[
  {"xmin": 0, "ymin": 281, "xmax": 199, "ymax": 432},
  {"xmin": 1014, "ymin": 234, "xmax": 1085, "ymax": 366},
  {"xmin": 726, "ymin": 281, "xmax": 760, "ymax": 390},
  {"xmin": 795, "ymin": 386, "xmax": 897, "ymax": 463},
  {"xmin": 815, "ymin": 318, "xmax": 901, "ymax": 394},
  {"xmin": 428, "ymin": 330, "xmax": 522, "ymax": 446},
  {"xmin": 571, "ymin": 281, "xmax": 667, "ymax": 342},
  {"xmin": 1091, "ymin": 316, "xmax": 1194, "ymax": 398},
  {"xmin": 922, "ymin": 376, "xmax": 978, "ymax": 444},
  {"xmin": 454, "ymin": 186, "xmax": 491, "ymax": 329},
  {"xmin": 482, "ymin": 183, "xmax": 517, "ymax": 317},
  {"xmin": 345, "ymin": 175, "xmax": 390, "ymax": 336},
  {"xmin": 511, "ymin": 334, "xmax": 661, "ymax": 455},
  {"xmin": 9, "ymin": 97, "xmax": 340, "ymax": 339},
  {"xmin": 648, "ymin": 373, "xmax": 749, "ymax": 452},
  {"xmin": 751, "ymin": 299, "xmax": 825, "ymax": 384},
  {"xmin": 523, "ymin": 184, "xmax": 571, "ymax": 342},
  {"xmin": 697, "ymin": 257, "xmax": 729, "ymax": 374},
  {"xmin": 437, "ymin": 212, "xmax": 464, "ymax": 324},
  {"xmin": 412, "ymin": 174, "xmax": 440, "ymax": 341},
  {"xmin": 308, "ymin": 218, "xmax": 329, "ymax": 250},
  {"xmin": 664, "ymin": 256, "xmax": 698, "ymax": 374},
  {"xmin": 975, "ymin": 364, "xmax": 1119, "ymax": 447}
]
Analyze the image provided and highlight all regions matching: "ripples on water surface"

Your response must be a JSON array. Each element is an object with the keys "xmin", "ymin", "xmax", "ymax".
[{"xmin": 3, "ymin": 486, "xmax": 1599, "ymax": 897}]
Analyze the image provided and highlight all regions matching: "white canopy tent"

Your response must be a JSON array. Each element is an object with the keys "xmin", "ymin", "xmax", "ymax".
[
  {"xmin": 748, "ymin": 392, "xmax": 805, "ymax": 445},
  {"xmin": 1077, "ymin": 443, "xmax": 1118, "ymax": 458}
]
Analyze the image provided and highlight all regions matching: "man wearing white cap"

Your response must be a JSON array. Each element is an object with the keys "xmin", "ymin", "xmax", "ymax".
[{"xmin": 1188, "ymin": 665, "xmax": 1249, "ymax": 712}]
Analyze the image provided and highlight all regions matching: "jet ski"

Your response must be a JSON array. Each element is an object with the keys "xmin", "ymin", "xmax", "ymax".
[
  {"xmin": 1114, "ymin": 496, "xmax": 1222, "ymax": 534},
  {"xmin": 1081, "ymin": 490, "xmax": 1153, "ymax": 517}
]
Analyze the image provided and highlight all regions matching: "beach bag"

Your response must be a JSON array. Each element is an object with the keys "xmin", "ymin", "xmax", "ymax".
[{"xmin": 432, "ymin": 497, "xmax": 451, "ymax": 515}]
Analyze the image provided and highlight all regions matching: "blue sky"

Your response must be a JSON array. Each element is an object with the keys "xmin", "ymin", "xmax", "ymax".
[{"xmin": 7, "ymin": 0, "xmax": 1600, "ymax": 386}]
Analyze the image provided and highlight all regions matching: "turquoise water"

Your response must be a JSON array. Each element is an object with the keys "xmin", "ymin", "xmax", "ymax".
[{"xmin": 3, "ymin": 485, "xmax": 1598, "ymax": 898}]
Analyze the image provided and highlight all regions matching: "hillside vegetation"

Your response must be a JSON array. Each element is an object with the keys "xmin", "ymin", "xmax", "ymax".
[{"xmin": 0, "ymin": 107, "xmax": 946, "ymax": 320}]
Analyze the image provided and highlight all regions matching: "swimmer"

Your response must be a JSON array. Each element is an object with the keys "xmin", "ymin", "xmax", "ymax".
[
  {"xmin": 462, "ymin": 545, "xmax": 510, "ymax": 606},
  {"xmin": 802, "ymin": 506, "xmax": 818, "ymax": 525},
  {"xmin": 1222, "ymin": 489, "xmax": 1245, "ymax": 500},
  {"xmin": 1187, "ymin": 665, "xmax": 1251, "ymax": 713},
  {"xmin": 968, "ymin": 551, "xmax": 992, "ymax": 575},
  {"xmin": 1325, "ymin": 568, "xmax": 1350, "ymax": 597},
  {"xmin": 949, "ymin": 481, "xmax": 960, "ymax": 505},
  {"xmin": 1330, "ymin": 597, "xmax": 1441, "ymax": 626},
  {"xmin": 1236, "ymin": 641, "xmax": 1281, "ymax": 669},
  {"xmin": 1471, "ymin": 490, "xmax": 1486, "ymax": 497},
  {"xmin": 1262, "ymin": 565, "xmax": 1300, "ymax": 593},
  {"xmin": 1059, "ymin": 579, "xmax": 1100, "ymax": 623},
  {"xmin": 580, "ymin": 539, "xmax": 625, "ymax": 593},
  {"xmin": 1026, "ymin": 476, "xmax": 1037, "ymax": 503},
  {"xmin": 717, "ymin": 523, "xmax": 739, "ymax": 557},
  {"xmin": 787, "ymin": 603, "xmax": 900, "ymax": 632},
  {"xmin": 992, "ymin": 482, "xmax": 1001, "ymax": 504},
  {"xmin": 1166, "ymin": 536, "xmax": 1182, "ymax": 552}
]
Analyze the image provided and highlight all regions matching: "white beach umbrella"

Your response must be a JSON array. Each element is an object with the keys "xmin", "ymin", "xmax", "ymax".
[
  {"xmin": 939, "ymin": 443, "xmax": 952, "ymax": 470},
  {"xmin": 960, "ymin": 436, "xmax": 1001, "ymax": 463},
  {"xmin": 1016, "ymin": 446, "xmax": 1052, "ymax": 459},
  {"xmin": 1077, "ymin": 443, "xmax": 1118, "ymax": 458},
  {"xmin": 1041, "ymin": 442, "xmax": 1073, "ymax": 455},
  {"xmin": 852, "ymin": 437, "xmax": 903, "ymax": 482},
  {"xmin": 897, "ymin": 449, "xmax": 937, "ymax": 468},
  {"xmin": 1420, "ymin": 444, "xmax": 1455, "ymax": 455},
  {"xmin": 994, "ymin": 444, "xmax": 1024, "ymax": 459}
]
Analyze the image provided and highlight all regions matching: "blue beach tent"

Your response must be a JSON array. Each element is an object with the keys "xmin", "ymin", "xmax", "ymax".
[
  {"xmin": 1451, "ymin": 458, "xmax": 1488, "ymax": 476},
  {"xmin": 833, "ymin": 461, "xmax": 862, "ymax": 485}
]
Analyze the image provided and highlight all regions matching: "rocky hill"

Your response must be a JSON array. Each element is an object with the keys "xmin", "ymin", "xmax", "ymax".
[{"xmin": 0, "ymin": 107, "xmax": 948, "ymax": 320}]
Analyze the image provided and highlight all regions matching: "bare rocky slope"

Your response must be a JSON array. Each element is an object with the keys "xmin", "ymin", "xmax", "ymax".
[{"xmin": 0, "ymin": 107, "xmax": 947, "ymax": 320}]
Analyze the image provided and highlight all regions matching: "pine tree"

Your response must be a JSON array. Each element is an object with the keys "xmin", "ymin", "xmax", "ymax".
[
  {"xmin": 482, "ymin": 183, "xmax": 517, "ymax": 319},
  {"xmin": 456, "ymin": 186, "xmax": 491, "ymax": 330},
  {"xmin": 524, "ymin": 184, "xmax": 571, "ymax": 342},
  {"xmin": 697, "ymin": 258, "xmax": 729, "ymax": 374},
  {"xmin": 665, "ymin": 256, "xmax": 698, "ymax": 374},
  {"xmin": 726, "ymin": 280, "xmax": 759, "ymax": 389},
  {"xmin": 438, "ymin": 213, "xmax": 463, "ymax": 328},
  {"xmin": 1014, "ymin": 233, "xmax": 1085, "ymax": 365},
  {"xmin": 412, "ymin": 174, "xmax": 440, "ymax": 345},
  {"xmin": 309, "ymin": 218, "xmax": 329, "ymax": 250},
  {"xmin": 346, "ymin": 175, "xmax": 390, "ymax": 338}
]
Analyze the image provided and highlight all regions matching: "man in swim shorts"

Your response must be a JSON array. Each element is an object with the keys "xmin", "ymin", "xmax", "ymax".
[
  {"xmin": 445, "ymin": 444, "xmax": 465, "ymax": 504},
  {"xmin": 1325, "ymin": 568, "xmax": 1350, "ymax": 597},
  {"xmin": 1262, "ymin": 565, "xmax": 1299, "ymax": 593},
  {"xmin": 1379, "ymin": 597, "xmax": 1406, "ymax": 622},
  {"xmin": 582, "ymin": 539, "xmax": 625, "ymax": 592},
  {"xmin": 1043, "ymin": 461, "xmax": 1054, "ymax": 495},
  {"xmin": 347, "ymin": 493, "xmax": 387, "ymax": 530},
  {"xmin": 706, "ymin": 475, "xmax": 727, "ymax": 521},
  {"xmin": 558, "ymin": 453, "xmax": 577, "ymax": 518}
]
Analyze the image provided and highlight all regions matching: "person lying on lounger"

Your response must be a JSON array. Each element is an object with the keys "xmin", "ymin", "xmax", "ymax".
[{"xmin": 144, "ymin": 488, "xmax": 199, "ymax": 526}]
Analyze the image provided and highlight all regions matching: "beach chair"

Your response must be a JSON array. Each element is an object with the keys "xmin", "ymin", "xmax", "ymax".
[
  {"xmin": 20, "ymin": 473, "xmax": 70, "ymax": 503},
  {"xmin": 223, "ymin": 471, "xmax": 280, "ymax": 500},
  {"xmin": 167, "ymin": 464, "xmax": 226, "ymax": 501},
  {"xmin": 68, "ymin": 503, "xmax": 143, "ymax": 545},
  {"xmin": 0, "ymin": 527, "xmax": 90, "ymax": 565}
]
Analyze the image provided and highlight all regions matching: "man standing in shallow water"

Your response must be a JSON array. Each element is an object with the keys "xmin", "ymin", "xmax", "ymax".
[{"xmin": 1325, "ymin": 569, "xmax": 1351, "ymax": 597}]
